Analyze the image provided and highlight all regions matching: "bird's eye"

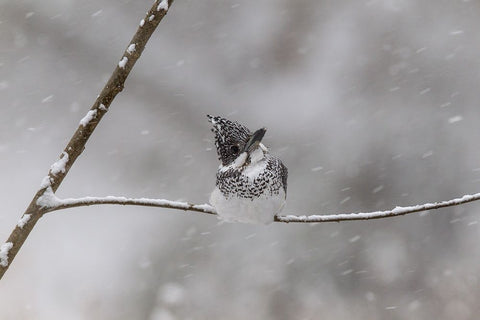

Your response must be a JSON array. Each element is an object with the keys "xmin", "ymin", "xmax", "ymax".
[{"xmin": 230, "ymin": 145, "xmax": 240, "ymax": 154}]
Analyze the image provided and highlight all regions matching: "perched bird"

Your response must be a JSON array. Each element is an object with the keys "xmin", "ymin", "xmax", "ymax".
[{"xmin": 207, "ymin": 115, "xmax": 288, "ymax": 224}]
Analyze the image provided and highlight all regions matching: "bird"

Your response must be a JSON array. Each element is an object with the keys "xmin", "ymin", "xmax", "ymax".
[{"xmin": 207, "ymin": 115, "xmax": 288, "ymax": 224}]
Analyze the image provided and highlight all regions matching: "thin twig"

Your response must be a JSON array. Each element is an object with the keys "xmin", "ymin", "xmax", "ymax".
[
  {"xmin": 36, "ymin": 191, "xmax": 480, "ymax": 224},
  {"xmin": 276, "ymin": 192, "xmax": 480, "ymax": 223},
  {"xmin": 37, "ymin": 189, "xmax": 217, "ymax": 216},
  {"xmin": 0, "ymin": 0, "xmax": 174, "ymax": 280}
]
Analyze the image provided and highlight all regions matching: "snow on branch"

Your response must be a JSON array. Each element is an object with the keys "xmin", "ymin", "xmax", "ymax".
[
  {"xmin": 0, "ymin": 243, "xmax": 13, "ymax": 267},
  {"xmin": 37, "ymin": 191, "xmax": 480, "ymax": 224},
  {"xmin": 37, "ymin": 189, "xmax": 216, "ymax": 216},
  {"xmin": 276, "ymin": 192, "xmax": 480, "ymax": 223}
]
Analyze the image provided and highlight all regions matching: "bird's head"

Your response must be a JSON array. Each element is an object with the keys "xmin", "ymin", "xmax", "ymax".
[{"xmin": 207, "ymin": 115, "xmax": 267, "ymax": 167}]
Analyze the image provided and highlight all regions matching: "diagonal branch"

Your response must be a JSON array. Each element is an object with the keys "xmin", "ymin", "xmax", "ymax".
[
  {"xmin": 35, "ymin": 190, "xmax": 480, "ymax": 224},
  {"xmin": 0, "ymin": 0, "xmax": 174, "ymax": 280}
]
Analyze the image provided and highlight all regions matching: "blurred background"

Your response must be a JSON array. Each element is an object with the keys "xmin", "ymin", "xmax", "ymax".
[{"xmin": 1, "ymin": 0, "xmax": 480, "ymax": 319}]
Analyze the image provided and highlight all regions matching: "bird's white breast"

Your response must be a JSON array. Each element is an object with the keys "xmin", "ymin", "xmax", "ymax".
[{"xmin": 210, "ymin": 187, "xmax": 286, "ymax": 225}]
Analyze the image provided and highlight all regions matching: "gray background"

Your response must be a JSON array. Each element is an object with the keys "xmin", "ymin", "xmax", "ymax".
[{"xmin": 1, "ymin": 0, "xmax": 480, "ymax": 319}]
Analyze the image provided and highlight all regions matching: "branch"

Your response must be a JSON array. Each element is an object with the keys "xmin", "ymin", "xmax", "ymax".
[
  {"xmin": 37, "ymin": 189, "xmax": 217, "ymax": 216},
  {"xmin": 276, "ymin": 192, "xmax": 480, "ymax": 223},
  {"xmin": 35, "ymin": 190, "xmax": 480, "ymax": 224},
  {"xmin": 0, "ymin": 0, "xmax": 174, "ymax": 280}
]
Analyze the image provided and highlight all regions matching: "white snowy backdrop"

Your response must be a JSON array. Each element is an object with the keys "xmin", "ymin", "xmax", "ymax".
[{"xmin": 1, "ymin": 0, "xmax": 480, "ymax": 319}]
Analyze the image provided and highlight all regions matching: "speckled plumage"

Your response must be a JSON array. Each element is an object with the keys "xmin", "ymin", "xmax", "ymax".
[
  {"xmin": 215, "ymin": 155, "xmax": 287, "ymax": 199},
  {"xmin": 207, "ymin": 115, "xmax": 288, "ymax": 224}
]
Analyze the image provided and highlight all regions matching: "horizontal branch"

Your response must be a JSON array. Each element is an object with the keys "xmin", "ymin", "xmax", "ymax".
[
  {"xmin": 277, "ymin": 192, "xmax": 480, "ymax": 223},
  {"xmin": 37, "ymin": 189, "xmax": 480, "ymax": 223},
  {"xmin": 38, "ymin": 188, "xmax": 216, "ymax": 216}
]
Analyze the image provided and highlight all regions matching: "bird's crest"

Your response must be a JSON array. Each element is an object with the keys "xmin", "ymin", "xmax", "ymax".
[{"xmin": 207, "ymin": 115, "xmax": 251, "ymax": 166}]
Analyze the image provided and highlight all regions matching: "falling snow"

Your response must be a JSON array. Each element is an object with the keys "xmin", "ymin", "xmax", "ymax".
[
  {"xmin": 448, "ymin": 115, "xmax": 463, "ymax": 123},
  {"xmin": 340, "ymin": 196, "xmax": 351, "ymax": 205},
  {"xmin": 91, "ymin": 9, "xmax": 102, "ymax": 17},
  {"xmin": 341, "ymin": 269, "xmax": 353, "ymax": 275},
  {"xmin": 349, "ymin": 235, "xmax": 361, "ymax": 243},
  {"xmin": 422, "ymin": 150, "xmax": 434, "ymax": 159},
  {"xmin": 420, "ymin": 88, "xmax": 431, "ymax": 95},
  {"xmin": 41, "ymin": 95, "xmax": 54, "ymax": 103}
]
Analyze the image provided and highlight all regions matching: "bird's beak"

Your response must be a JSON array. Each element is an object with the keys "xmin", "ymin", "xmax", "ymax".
[{"xmin": 243, "ymin": 128, "xmax": 266, "ymax": 154}]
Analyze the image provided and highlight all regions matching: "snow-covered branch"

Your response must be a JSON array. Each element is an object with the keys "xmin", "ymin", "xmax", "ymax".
[
  {"xmin": 276, "ymin": 192, "xmax": 480, "ymax": 223},
  {"xmin": 35, "ymin": 190, "xmax": 480, "ymax": 224},
  {"xmin": 37, "ymin": 189, "xmax": 216, "ymax": 216},
  {"xmin": 0, "ymin": 0, "xmax": 174, "ymax": 280}
]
